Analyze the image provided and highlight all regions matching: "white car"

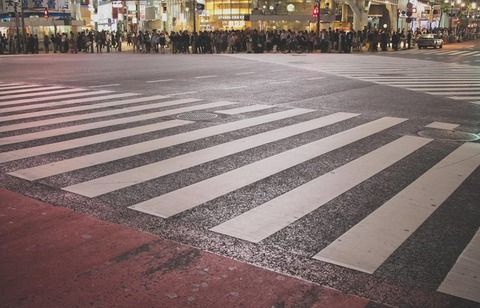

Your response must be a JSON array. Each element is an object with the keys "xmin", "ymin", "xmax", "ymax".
[{"xmin": 417, "ymin": 34, "xmax": 443, "ymax": 49}]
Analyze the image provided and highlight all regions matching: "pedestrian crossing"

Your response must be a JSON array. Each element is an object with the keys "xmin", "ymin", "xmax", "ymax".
[
  {"xmin": 1, "ymin": 82, "xmax": 479, "ymax": 304},
  {"xmin": 308, "ymin": 59, "xmax": 480, "ymax": 105},
  {"xmin": 397, "ymin": 48, "xmax": 480, "ymax": 62}
]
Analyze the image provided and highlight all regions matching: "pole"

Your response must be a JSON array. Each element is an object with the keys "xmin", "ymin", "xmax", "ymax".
[
  {"xmin": 316, "ymin": 0, "xmax": 320, "ymax": 37},
  {"xmin": 20, "ymin": 1, "xmax": 26, "ymax": 53},
  {"xmin": 14, "ymin": 1, "xmax": 21, "ymax": 54},
  {"xmin": 193, "ymin": 0, "xmax": 196, "ymax": 33}
]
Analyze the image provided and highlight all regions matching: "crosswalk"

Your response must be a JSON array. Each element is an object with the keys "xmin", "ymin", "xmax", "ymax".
[
  {"xmin": 397, "ymin": 48, "xmax": 480, "ymax": 63},
  {"xmin": 1, "ymin": 82, "xmax": 479, "ymax": 304},
  {"xmin": 309, "ymin": 60, "xmax": 480, "ymax": 105}
]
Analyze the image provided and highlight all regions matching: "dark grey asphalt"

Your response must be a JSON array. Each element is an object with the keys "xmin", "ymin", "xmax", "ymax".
[{"xmin": 0, "ymin": 47, "xmax": 479, "ymax": 308}]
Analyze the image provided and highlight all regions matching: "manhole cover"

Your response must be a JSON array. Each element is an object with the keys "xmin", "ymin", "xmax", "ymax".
[
  {"xmin": 176, "ymin": 112, "xmax": 218, "ymax": 121},
  {"xmin": 417, "ymin": 129, "xmax": 479, "ymax": 141}
]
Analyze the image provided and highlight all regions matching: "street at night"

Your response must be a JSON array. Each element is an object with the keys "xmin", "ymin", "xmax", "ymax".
[{"xmin": 1, "ymin": 41, "xmax": 480, "ymax": 308}]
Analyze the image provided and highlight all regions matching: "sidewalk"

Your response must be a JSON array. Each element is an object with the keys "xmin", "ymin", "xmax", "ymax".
[{"xmin": 0, "ymin": 189, "xmax": 384, "ymax": 308}]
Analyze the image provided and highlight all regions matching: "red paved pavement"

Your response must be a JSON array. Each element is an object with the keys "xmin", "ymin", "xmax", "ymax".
[{"xmin": 0, "ymin": 189, "xmax": 380, "ymax": 308}]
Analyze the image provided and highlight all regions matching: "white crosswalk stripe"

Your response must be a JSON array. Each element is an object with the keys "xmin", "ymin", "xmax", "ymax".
[
  {"xmin": 312, "ymin": 58, "xmax": 480, "ymax": 104},
  {"xmin": 211, "ymin": 135, "xmax": 431, "ymax": 243},
  {"xmin": 0, "ymin": 88, "xmax": 89, "ymax": 101},
  {"xmin": 0, "ymin": 84, "xmax": 42, "ymax": 91},
  {"xmin": 438, "ymin": 227, "xmax": 480, "ymax": 303},
  {"xmin": 63, "ymin": 112, "xmax": 359, "ymax": 197},
  {"xmin": 0, "ymin": 85, "xmax": 65, "ymax": 95},
  {"xmin": 128, "ymin": 117, "xmax": 406, "ymax": 218},
  {"xmin": 0, "ymin": 90, "xmax": 114, "ymax": 107},
  {"xmin": 2, "ymin": 84, "xmax": 479, "ymax": 304},
  {"xmin": 314, "ymin": 142, "xmax": 480, "ymax": 274},
  {"xmin": 0, "ymin": 97, "xmax": 201, "ymax": 133}
]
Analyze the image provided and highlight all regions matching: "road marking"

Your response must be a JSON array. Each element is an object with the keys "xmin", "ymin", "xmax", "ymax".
[
  {"xmin": 461, "ymin": 51, "xmax": 478, "ymax": 56},
  {"xmin": 9, "ymin": 108, "xmax": 311, "ymax": 181},
  {"xmin": 449, "ymin": 96, "xmax": 480, "ymax": 100},
  {"xmin": 145, "ymin": 79, "xmax": 174, "ymax": 83},
  {"xmin": 0, "ymin": 93, "xmax": 139, "ymax": 113},
  {"xmin": 425, "ymin": 122, "xmax": 459, "ymax": 130},
  {"xmin": 398, "ymin": 84, "xmax": 479, "ymax": 88},
  {"xmin": 0, "ymin": 90, "xmax": 113, "ymax": 107},
  {"xmin": 305, "ymin": 77, "xmax": 326, "ymax": 81},
  {"xmin": 0, "ymin": 82, "xmax": 26, "ymax": 88},
  {"xmin": 89, "ymin": 84, "xmax": 121, "ymax": 88},
  {"xmin": 0, "ymin": 85, "xmax": 65, "ymax": 95},
  {"xmin": 194, "ymin": 75, "xmax": 218, "ymax": 79},
  {"xmin": 407, "ymin": 87, "xmax": 480, "ymax": 92},
  {"xmin": 63, "ymin": 112, "xmax": 358, "ymax": 197},
  {"xmin": 426, "ymin": 91, "xmax": 480, "ymax": 95},
  {"xmin": 0, "ymin": 93, "xmax": 141, "ymax": 122},
  {"xmin": 438, "ymin": 227, "xmax": 480, "ymax": 303},
  {"xmin": 449, "ymin": 51, "xmax": 471, "ymax": 55},
  {"xmin": 314, "ymin": 142, "xmax": 480, "ymax": 274},
  {"xmin": 166, "ymin": 91, "xmax": 198, "ymax": 96},
  {"xmin": 0, "ymin": 120, "xmax": 193, "ymax": 163},
  {"xmin": 0, "ymin": 84, "xmax": 39, "ymax": 90},
  {"xmin": 216, "ymin": 104, "xmax": 274, "ymax": 115},
  {"xmin": 0, "ymin": 98, "xmax": 203, "ymax": 146},
  {"xmin": 0, "ymin": 88, "xmax": 90, "ymax": 101},
  {"xmin": 129, "ymin": 117, "xmax": 407, "ymax": 218},
  {"xmin": 270, "ymin": 80, "xmax": 292, "ymax": 85},
  {"xmin": 235, "ymin": 72, "xmax": 255, "ymax": 76},
  {"xmin": 211, "ymin": 136, "xmax": 430, "ymax": 243},
  {"xmin": 0, "ymin": 95, "xmax": 186, "ymax": 133},
  {"xmin": 221, "ymin": 86, "xmax": 248, "ymax": 90}
]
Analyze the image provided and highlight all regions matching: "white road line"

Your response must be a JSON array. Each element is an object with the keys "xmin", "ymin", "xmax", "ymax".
[
  {"xmin": 425, "ymin": 122, "xmax": 459, "ymax": 130},
  {"xmin": 0, "ymin": 90, "xmax": 113, "ymax": 107},
  {"xmin": 0, "ymin": 93, "xmax": 139, "ymax": 113},
  {"xmin": 0, "ymin": 83, "xmax": 27, "ymax": 88},
  {"xmin": 146, "ymin": 79, "xmax": 174, "ymax": 83},
  {"xmin": 0, "ymin": 120, "xmax": 193, "ymax": 163},
  {"xmin": 235, "ymin": 72, "xmax": 255, "ymax": 76},
  {"xmin": 396, "ymin": 84, "xmax": 479, "ymax": 88},
  {"xmin": 0, "ymin": 98, "xmax": 204, "ymax": 146},
  {"xmin": 9, "ymin": 108, "xmax": 310, "ymax": 181},
  {"xmin": 426, "ymin": 91, "xmax": 480, "ymax": 95},
  {"xmin": 314, "ymin": 142, "xmax": 480, "ymax": 274},
  {"xmin": 449, "ymin": 51, "xmax": 471, "ymax": 55},
  {"xmin": 0, "ymin": 84, "xmax": 40, "ymax": 91},
  {"xmin": 438, "ymin": 227, "xmax": 480, "ymax": 304},
  {"xmin": 0, "ymin": 86, "xmax": 65, "ymax": 96},
  {"xmin": 360, "ymin": 78, "xmax": 480, "ymax": 81},
  {"xmin": 270, "ymin": 80, "xmax": 292, "ymax": 84},
  {"xmin": 194, "ymin": 75, "xmax": 218, "ymax": 79},
  {"xmin": 305, "ymin": 77, "xmax": 326, "ymax": 81},
  {"xmin": 64, "ymin": 112, "xmax": 358, "ymax": 197},
  {"xmin": 0, "ymin": 94, "xmax": 144, "ymax": 122},
  {"xmin": 0, "ymin": 95, "xmax": 186, "ymax": 133},
  {"xmin": 129, "ymin": 117, "xmax": 406, "ymax": 218},
  {"xmin": 448, "ymin": 96, "xmax": 480, "ymax": 100},
  {"xmin": 89, "ymin": 84, "xmax": 121, "ymax": 88},
  {"xmin": 0, "ymin": 88, "xmax": 88, "ymax": 101},
  {"xmin": 211, "ymin": 136, "xmax": 430, "ymax": 243},
  {"xmin": 216, "ymin": 104, "xmax": 274, "ymax": 115},
  {"xmin": 407, "ymin": 88, "xmax": 480, "ymax": 92},
  {"xmin": 166, "ymin": 91, "xmax": 198, "ymax": 96},
  {"xmin": 461, "ymin": 51, "xmax": 478, "ymax": 56},
  {"xmin": 442, "ymin": 50, "xmax": 465, "ymax": 55},
  {"xmin": 221, "ymin": 86, "xmax": 248, "ymax": 90}
]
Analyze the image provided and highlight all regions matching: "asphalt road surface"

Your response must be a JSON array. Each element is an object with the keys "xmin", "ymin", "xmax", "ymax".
[{"xmin": 1, "ymin": 43, "xmax": 479, "ymax": 308}]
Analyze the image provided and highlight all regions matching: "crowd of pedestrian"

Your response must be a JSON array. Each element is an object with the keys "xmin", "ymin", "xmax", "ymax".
[{"xmin": 0, "ymin": 26, "xmax": 477, "ymax": 55}]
